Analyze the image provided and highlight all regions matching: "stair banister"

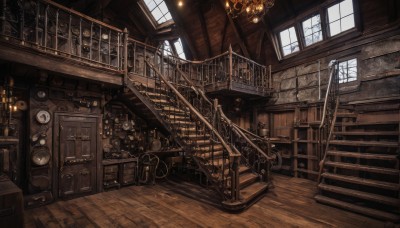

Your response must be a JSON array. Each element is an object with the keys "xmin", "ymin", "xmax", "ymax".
[
  {"xmin": 145, "ymin": 59, "xmax": 238, "ymax": 158},
  {"xmin": 176, "ymin": 66, "xmax": 275, "ymax": 162},
  {"xmin": 319, "ymin": 60, "xmax": 337, "ymax": 129}
]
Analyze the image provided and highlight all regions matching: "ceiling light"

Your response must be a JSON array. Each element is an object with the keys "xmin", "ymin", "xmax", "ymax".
[{"xmin": 225, "ymin": 0, "xmax": 275, "ymax": 23}]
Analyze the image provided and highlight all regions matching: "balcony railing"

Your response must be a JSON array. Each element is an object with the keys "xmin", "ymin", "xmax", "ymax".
[
  {"xmin": 0, "ymin": 0, "xmax": 271, "ymax": 93},
  {"xmin": 0, "ymin": 0, "xmax": 125, "ymax": 71}
]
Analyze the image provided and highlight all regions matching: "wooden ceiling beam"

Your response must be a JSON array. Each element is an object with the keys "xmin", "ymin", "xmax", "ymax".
[
  {"xmin": 164, "ymin": 0, "xmax": 198, "ymax": 60},
  {"xmin": 220, "ymin": 15, "xmax": 229, "ymax": 53},
  {"xmin": 198, "ymin": 3, "xmax": 213, "ymax": 57},
  {"xmin": 256, "ymin": 30, "xmax": 265, "ymax": 62}
]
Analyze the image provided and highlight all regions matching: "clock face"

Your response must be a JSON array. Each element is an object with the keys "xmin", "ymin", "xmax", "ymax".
[
  {"xmin": 36, "ymin": 110, "xmax": 51, "ymax": 124},
  {"xmin": 34, "ymin": 89, "xmax": 48, "ymax": 101}
]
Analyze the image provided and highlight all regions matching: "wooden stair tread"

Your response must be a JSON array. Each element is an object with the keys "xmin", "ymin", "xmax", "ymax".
[
  {"xmin": 314, "ymin": 195, "xmax": 400, "ymax": 222},
  {"xmin": 150, "ymin": 98, "xmax": 171, "ymax": 104},
  {"xmin": 182, "ymin": 134, "xmax": 210, "ymax": 139},
  {"xmin": 140, "ymin": 91, "xmax": 168, "ymax": 98},
  {"xmin": 239, "ymin": 182, "xmax": 268, "ymax": 202},
  {"xmin": 327, "ymin": 150, "xmax": 398, "ymax": 160},
  {"xmin": 239, "ymin": 173, "xmax": 258, "ymax": 188},
  {"xmin": 336, "ymin": 113, "xmax": 357, "ymax": 118},
  {"xmin": 333, "ymin": 131, "xmax": 399, "ymax": 136},
  {"xmin": 195, "ymin": 151, "xmax": 224, "ymax": 159},
  {"xmin": 321, "ymin": 173, "xmax": 400, "ymax": 191},
  {"xmin": 324, "ymin": 161, "xmax": 399, "ymax": 175},
  {"xmin": 192, "ymin": 139, "xmax": 212, "ymax": 145},
  {"xmin": 329, "ymin": 140, "xmax": 398, "ymax": 147},
  {"xmin": 196, "ymin": 144, "xmax": 224, "ymax": 151},
  {"xmin": 239, "ymin": 165, "xmax": 251, "ymax": 174},
  {"xmin": 338, "ymin": 121, "xmax": 399, "ymax": 126},
  {"xmin": 318, "ymin": 183, "xmax": 400, "ymax": 207}
]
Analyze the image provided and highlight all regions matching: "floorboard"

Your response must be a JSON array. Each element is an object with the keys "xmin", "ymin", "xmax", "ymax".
[{"xmin": 24, "ymin": 174, "xmax": 396, "ymax": 228}]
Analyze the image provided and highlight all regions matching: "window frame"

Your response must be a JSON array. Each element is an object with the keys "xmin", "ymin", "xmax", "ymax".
[
  {"xmin": 273, "ymin": 0, "xmax": 360, "ymax": 60},
  {"xmin": 278, "ymin": 26, "xmax": 301, "ymax": 57},
  {"xmin": 336, "ymin": 57, "xmax": 358, "ymax": 84},
  {"xmin": 138, "ymin": 0, "xmax": 174, "ymax": 29}
]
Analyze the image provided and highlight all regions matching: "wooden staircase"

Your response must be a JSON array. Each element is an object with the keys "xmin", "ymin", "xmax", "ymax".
[
  {"xmin": 316, "ymin": 109, "xmax": 400, "ymax": 222},
  {"xmin": 121, "ymin": 62, "xmax": 271, "ymax": 211}
]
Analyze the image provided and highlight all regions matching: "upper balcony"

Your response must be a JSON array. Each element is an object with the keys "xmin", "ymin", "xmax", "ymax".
[
  {"xmin": 0, "ymin": 0, "xmax": 125, "ymax": 85},
  {"xmin": 0, "ymin": 0, "xmax": 273, "ymax": 96}
]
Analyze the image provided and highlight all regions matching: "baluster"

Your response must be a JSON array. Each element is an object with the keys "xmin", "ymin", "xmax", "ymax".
[
  {"xmin": 78, "ymin": 18, "xmax": 82, "ymax": 57},
  {"xmin": 35, "ymin": 1, "xmax": 39, "ymax": 45},
  {"xmin": 89, "ymin": 22, "xmax": 93, "ymax": 60},
  {"xmin": 133, "ymin": 40, "xmax": 136, "ymax": 73},
  {"xmin": 44, "ymin": 4, "xmax": 48, "ymax": 49},
  {"xmin": 98, "ymin": 25, "xmax": 101, "ymax": 63},
  {"xmin": 117, "ymin": 32, "xmax": 120, "ymax": 69},
  {"xmin": 107, "ymin": 30, "xmax": 110, "ymax": 66},
  {"xmin": 20, "ymin": 0, "xmax": 25, "ymax": 43},
  {"xmin": 68, "ymin": 13, "xmax": 71, "ymax": 55},
  {"xmin": 55, "ymin": 9, "xmax": 58, "ymax": 54}
]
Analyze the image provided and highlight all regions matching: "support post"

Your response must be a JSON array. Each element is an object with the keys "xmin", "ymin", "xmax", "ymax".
[
  {"xmin": 229, "ymin": 45, "xmax": 233, "ymax": 89},
  {"xmin": 123, "ymin": 28, "xmax": 128, "ymax": 85}
]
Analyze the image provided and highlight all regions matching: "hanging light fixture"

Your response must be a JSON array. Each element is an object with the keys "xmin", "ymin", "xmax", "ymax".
[{"xmin": 225, "ymin": 0, "xmax": 275, "ymax": 23}]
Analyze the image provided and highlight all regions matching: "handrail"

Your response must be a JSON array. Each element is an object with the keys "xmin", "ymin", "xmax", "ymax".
[
  {"xmin": 217, "ymin": 106, "xmax": 275, "ymax": 161},
  {"xmin": 319, "ymin": 60, "xmax": 337, "ymax": 129},
  {"xmin": 145, "ymin": 59, "xmax": 238, "ymax": 157},
  {"xmin": 317, "ymin": 99, "xmax": 339, "ymax": 183}
]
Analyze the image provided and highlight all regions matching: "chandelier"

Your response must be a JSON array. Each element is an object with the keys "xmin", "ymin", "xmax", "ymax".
[{"xmin": 225, "ymin": 0, "xmax": 275, "ymax": 23}]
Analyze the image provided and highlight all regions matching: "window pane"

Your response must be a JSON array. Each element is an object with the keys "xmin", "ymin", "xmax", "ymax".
[
  {"xmin": 164, "ymin": 12, "xmax": 172, "ymax": 21},
  {"xmin": 174, "ymin": 38, "xmax": 186, "ymax": 59},
  {"xmin": 280, "ymin": 29, "xmax": 290, "ymax": 46},
  {"xmin": 158, "ymin": 2, "xmax": 169, "ymax": 14},
  {"xmin": 291, "ymin": 42, "xmax": 299, "ymax": 52},
  {"xmin": 289, "ymin": 27, "xmax": 297, "ymax": 42},
  {"xmin": 340, "ymin": 0, "xmax": 354, "ymax": 17},
  {"xmin": 313, "ymin": 31, "xmax": 323, "ymax": 43},
  {"xmin": 302, "ymin": 18, "xmax": 312, "ymax": 36},
  {"xmin": 338, "ymin": 58, "xmax": 357, "ymax": 83},
  {"xmin": 305, "ymin": 35, "xmax": 313, "ymax": 46},
  {"xmin": 282, "ymin": 45, "xmax": 292, "ymax": 56},
  {"xmin": 328, "ymin": 4, "xmax": 340, "ymax": 22},
  {"xmin": 330, "ymin": 20, "xmax": 341, "ymax": 36},
  {"xmin": 341, "ymin": 15, "xmax": 355, "ymax": 32},
  {"xmin": 145, "ymin": 0, "xmax": 157, "ymax": 11}
]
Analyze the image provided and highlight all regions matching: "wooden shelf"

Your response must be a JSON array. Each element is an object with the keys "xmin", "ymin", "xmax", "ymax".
[
  {"xmin": 333, "ymin": 131, "xmax": 399, "ymax": 136},
  {"xmin": 103, "ymin": 157, "xmax": 138, "ymax": 165}
]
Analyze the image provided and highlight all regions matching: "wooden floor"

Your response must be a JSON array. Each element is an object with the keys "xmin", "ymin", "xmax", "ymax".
[{"xmin": 25, "ymin": 174, "xmax": 394, "ymax": 228}]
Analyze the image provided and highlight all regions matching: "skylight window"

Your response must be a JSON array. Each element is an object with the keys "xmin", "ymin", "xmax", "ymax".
[
  {"xmin": 302, "ymin": 14, "xmax": 323, "ymax": 46},
  {"xmin": 174, "ymin": 38, "xmax": 186, "ymax": 59},
  {"xmin": 327, "ymin": 0, "xmax": 355, "ymax": 36},
  {"xmin": 279, "ymin": 27, "xmax": 299, "ymax": 56},
  {"xmin": 144, "ymin": 0, "xmax": 173, "ymax": 24},
  {"xmin": 338, "ymin": 58, "xmax": 357, "ymax": 83}
]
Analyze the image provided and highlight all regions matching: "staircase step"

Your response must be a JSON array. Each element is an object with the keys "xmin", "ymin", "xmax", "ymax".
[
  {"xmin": 196, "ymin": 144, "xmax": 224, "ymax": 152},
  {"xmin": 333, "ymin": 131, "xmax": 399, "ymax": 136},
  {"xmin": 195, "ymin": 150, "xmax": 224, "ymax": 160},
  {"xmin": 140, "ymin": 91, "xmax": 169, "ymax": 98},
  {"xmin": 329, "ymin": 140, "xmax": 398, "ymax": 147},
  {"xmin": 338, "ymin": 121, "xmax": 398, "ymax": 126},
  {"xmin": 209, "ymin": 158, "xmax": 229, "ymax": 167},
  {"xmin": 318, "ymin": 183, "xmax": 400, "ymax": 207},
  {"xmin": 239, "ymin": 165, "xmax": 251, "ymax": 174},
  {"xmin": 150, "ymin": 98, "xmax": 171, "ymax": 104},
  {"xmin": 324, "ymin": 161, "xmax": 399, "ymax": 175},
  {"xmin": 326, "ymin": 150, "xmax": 398, "ymax": 160},
  {"xmin": 314, "ymin": 195, "xmax": 400, "ymax": 222},
  {"xmin": 321, "ymin": 173, "xmax": 400, "ymax": 191},
  {"xmin": 192, "ymin": 139, "xmax": 212, "ymax": 146},
  {"xmin": 165, "ymin": 115, "xmax": 190, "ymax": 121},
  {"xmin": 182, "ymin": 134, "xmax": 210, "ymax": 140},
  {"xmin": 178, "ymin": 127, "xmax": 197, "ymax": 133},
  {"xmin": 336, "ymin": 113, "xmax": 357, "ymax": 118},
  {"xmin": 170, "ymin": 120, "xmax": 195, "ymax": 126},
  {"xmin": 240, "ymin": 182, "xmax": 268, "ymax": 204},
  {"xmin": 239, "ymin": 173, "xmax": 259, "ymax": 188},
  {"xmin": 157, "ymin": 106, "xmax": 187, "ymax": 114}
]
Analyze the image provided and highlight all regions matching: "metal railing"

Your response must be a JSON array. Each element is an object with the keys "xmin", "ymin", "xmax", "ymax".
[
  {"xmin": 0, "ymin": 0, "xmax": 125, "ymax": 71},
  {"xmin": 317, "ymin": 60, "xmax": 340, "ymax": 183}
]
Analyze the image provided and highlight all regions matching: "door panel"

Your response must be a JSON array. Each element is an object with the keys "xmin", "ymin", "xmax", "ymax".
[{"xmin": 58, "ymin": 115, "xmax": 97, "ymax": 198}]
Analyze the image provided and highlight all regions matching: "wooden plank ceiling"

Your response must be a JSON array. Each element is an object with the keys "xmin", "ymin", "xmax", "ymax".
[{"xmin": 53, "ymin": 0, "xmax": 320, "ymax": 64}]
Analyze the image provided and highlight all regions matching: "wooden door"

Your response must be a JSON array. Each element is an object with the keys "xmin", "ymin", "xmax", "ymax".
[{"xmin": 58, "ymin": 115, "xmax": 97, "ymax": 198}]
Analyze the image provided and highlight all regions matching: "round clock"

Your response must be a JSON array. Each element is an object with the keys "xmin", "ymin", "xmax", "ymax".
[{"xmin": 36, "ymin": 110, "xmax": 51, "ymax": 124}]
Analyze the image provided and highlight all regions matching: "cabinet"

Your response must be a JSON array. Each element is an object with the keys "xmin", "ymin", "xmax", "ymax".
[
  {"xmin": 0, "ymin": 137, "xmax": 19, "ymax": 186},
  {"xmin": 102, "ymin": 158, "xmax": 139, "ymax": 191},
  {"xmin": 0, "ymin": 176, "xmax": 24, "ymax": 228}
]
